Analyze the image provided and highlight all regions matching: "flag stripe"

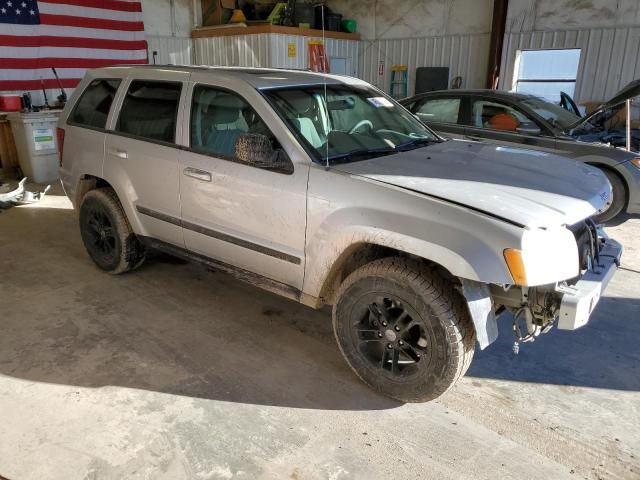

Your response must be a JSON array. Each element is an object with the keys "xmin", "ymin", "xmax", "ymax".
[
  {"xmin": 0, "ymin": 78, "xmax": 82, "ymax": 90},
  {"xmin": 0, "ymin": 23, "xmax": 146, "ymax": 40},
  {"xmin": 1, "ymin": 58, "xmax": 147, "ymax": 69},
  {"xmin": 40, "ymin": 0, "xmax": 142, "ymax": 13},
  {"xmin": 0, "ymin": 34, "xmax": 147, "ymax": 50},
  {"xmin": 2, "ymin": 67, "xmax": 97, "ymax": 80},
  {"xmin": 38, "ymin": 2, "xmax": 143, "ymax": 22},
  {"xmin": 39, "ymin": 14, "xmax": 144, "ymax": 31},
  {"xmin": 1, "ymin": 46, "xmax": 148, "ymax": 60}
]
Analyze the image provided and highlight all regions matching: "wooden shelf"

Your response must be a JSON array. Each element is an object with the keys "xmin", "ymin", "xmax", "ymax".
[{"xmin": 192, "ymin": 24, "xmax": 360, "ymax": 41}]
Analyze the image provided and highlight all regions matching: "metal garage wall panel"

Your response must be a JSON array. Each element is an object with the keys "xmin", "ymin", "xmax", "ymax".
[
  {"xmin": 146, "ymin": 35, "xmax": 194, "ymax": 65},
  {"xmin": 194, "ymin": 34, "xmax": 359, "ymax": 75},
  {"xmin": 500, "ymin": 26, "xmax": 640, "ymax": 103},
  {"xmin": 358, "ymin": 33, "xmax": 490, "ymax": 96},
  {"xmin": 194, "ymin": 34, "xmax": 271, "ymax": 68}
]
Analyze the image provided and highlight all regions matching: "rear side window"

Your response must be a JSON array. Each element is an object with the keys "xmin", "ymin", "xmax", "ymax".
[
  {"xmin": 70, "ymin": 79, "xmax": 121, "ymax": 129},
  {"xmin": 415, "ymin": 98, "xmax": 461, "ymax": 124},
  {"xmin": 116, "ymin": 80, "xmax": 181, "ymax": 143}
]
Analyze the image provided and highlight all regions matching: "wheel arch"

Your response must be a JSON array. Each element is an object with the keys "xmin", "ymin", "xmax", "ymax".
[{"xmin": 585, "ymin": 162, "xmax": 629, "ymax": 208}]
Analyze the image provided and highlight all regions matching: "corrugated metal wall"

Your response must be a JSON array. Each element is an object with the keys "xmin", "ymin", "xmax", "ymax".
[
  {"xmin": 193, "ymin": 34, "xmax": 359, "ymax": 75},
  {"xmin": 146, "ymin": 35, "xmax": 194, "ymax": 66},
  {"xmin": 500, "ymin": 27, "xmax": 640, "ymax": 103},
  {"xmin": 358, "ymin": 33, "xmax": 491, "ymax": 96}
]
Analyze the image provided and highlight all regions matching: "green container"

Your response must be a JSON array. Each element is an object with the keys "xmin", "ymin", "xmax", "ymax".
[{"xmin": 341, "ymin": 19, "xmax": 357, "ymax": 33}]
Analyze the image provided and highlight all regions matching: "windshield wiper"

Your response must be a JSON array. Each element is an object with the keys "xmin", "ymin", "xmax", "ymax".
[
  {"xmin": 393, "ymin": 137, "xmax": 440, "ymax": 151},
  {"xmin": 326, "ymin": 147, "xmax": 396, "ymax": 163}
]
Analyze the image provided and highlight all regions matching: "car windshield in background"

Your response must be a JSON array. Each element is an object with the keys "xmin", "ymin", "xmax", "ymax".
[
  {"xmin": 520, "ymin": 96, "xmax": 581, "ymax": 131},
  {"xmin": 264, "ymin": 85, "xmax": 440, "ymax": 164}
]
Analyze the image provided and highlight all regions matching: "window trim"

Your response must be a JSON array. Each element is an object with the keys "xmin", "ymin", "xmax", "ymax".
[
  {"xmin": 114, "ymin": 79, "xmax": 183, "ymax": 145},
  {"xmin": 67, "ymin": 78, "xmax": 122, "ymax": 132},
  {"xmin": 186, "ymin": 83, "xmax": 294, "ymax": 175}
]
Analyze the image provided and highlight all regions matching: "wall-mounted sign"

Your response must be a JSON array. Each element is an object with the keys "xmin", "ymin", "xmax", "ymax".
[{"xmin": 288, "ymin": 43, "xmax": 297, "ymax": 58}]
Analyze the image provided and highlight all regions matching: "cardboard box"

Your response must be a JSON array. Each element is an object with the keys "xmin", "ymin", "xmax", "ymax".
[{"xmin": 202, "ymin": 0, "xmax": 237, "ymax": 26}]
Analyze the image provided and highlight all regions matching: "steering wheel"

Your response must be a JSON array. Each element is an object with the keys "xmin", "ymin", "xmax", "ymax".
[{"xmin": 349, "ymin": 119, "xmax": 373, "ymax": 134}]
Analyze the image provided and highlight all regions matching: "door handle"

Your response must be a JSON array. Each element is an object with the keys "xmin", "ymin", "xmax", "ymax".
[
  {"xmin": 183, "ymin": 167, "xmax": 212, "ymax": 182},
  {"xmin": 108, "ymin": 148, "xmax": 128, "ymax": 159}
]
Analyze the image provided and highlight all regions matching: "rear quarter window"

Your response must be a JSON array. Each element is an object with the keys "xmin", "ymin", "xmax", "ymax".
[{"xmin": 69, "ymin": 79, "xmax": 121, "ymax": 129}]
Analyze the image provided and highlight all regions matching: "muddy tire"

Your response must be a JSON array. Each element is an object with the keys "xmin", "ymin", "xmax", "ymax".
[
  {"xmin": 333, "ymin": 258, "xmax": 476, "ymax": 402},
  {"xmin": 79, "ymin": 188, "xmax": 145, "ymax": 274},
  {"xmin": 595, "ymin": 169, "xmax": 626, "ymax": 224}
]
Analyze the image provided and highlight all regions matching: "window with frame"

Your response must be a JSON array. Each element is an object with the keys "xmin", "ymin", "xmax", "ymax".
[
  {"xmin": 116, "ymin": 80, "xmax": 181, "ymax": 143},
  {"xmin": 190, "ymin": 85, "xmax": 290, "ymax": 171},
  {"xmin": 70, "ymin": 79, "xmax": 121, "ymax": 129},
  {"xmin": 471, "ymin": 99, "xmax": 534, "ymax": 132},
  {"xmin": 513, "ymin": 49, "xmax": 581, "ymax": 102},
  {"xmin": 415, "ymin": 98, "xmax": 461, "ymax": 124}
]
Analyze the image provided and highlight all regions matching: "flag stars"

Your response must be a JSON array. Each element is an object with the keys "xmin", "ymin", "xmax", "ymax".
[
  {"xmin": 21, "ymin": 1, "xmax": 25, "ymax": 6},
  {"xmin": 7, "ymin": 1, "xmax": 12, "ymax": 7},
  {"xmin": 15, "ymin": 8, "xmax": 20, "ymax": 15},
  {"xmin": 29, "ymin": 8, "xmax": 34, "ymax": 14},
  {"xmin": 0, "ymin": 7, "xmax": 5, "ymax": 14}
]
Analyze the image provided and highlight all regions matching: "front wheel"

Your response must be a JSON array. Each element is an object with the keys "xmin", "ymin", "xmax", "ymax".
[{"xmin": 332, "ymin": 258, "xmax": 476, "ymax": 402}]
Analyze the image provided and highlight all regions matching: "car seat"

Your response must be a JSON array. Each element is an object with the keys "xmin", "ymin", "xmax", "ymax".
[{"xmin": 203, "ymin": 93, "xmax": 248, "ymax": 157}]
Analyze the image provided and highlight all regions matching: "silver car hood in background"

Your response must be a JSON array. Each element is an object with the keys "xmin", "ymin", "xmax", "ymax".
[{"xmin": 334, "ymin": 140, "xmax": 611, "ymax": 228}]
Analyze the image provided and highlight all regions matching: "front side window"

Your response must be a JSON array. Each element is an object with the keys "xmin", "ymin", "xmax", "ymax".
[
  {"xmin": 116, "ymin": 80, "xmax": 181, "ymax": 143},
  {"xmin": 264, "ymin": 85, "xmax": 440, "ymax": 164},
  {"xmin": 471, "ymin": 99, "xmax": 533, "ymax": 132},
  {"xmin": 415, "ymin": 98, "xmax": 461, "ymax": 124},
  {"xmin": 190, "ymin": 85, "xmax": 292, "ymax": 172},
  {"xmin": 70, "ymin": 79, "xmax": 121, "ymax": 129}
]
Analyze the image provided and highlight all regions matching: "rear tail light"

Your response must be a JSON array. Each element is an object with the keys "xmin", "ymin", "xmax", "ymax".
[{"xmin": 56, "ymin": 127, "xmax": 65, "ymax": 167}]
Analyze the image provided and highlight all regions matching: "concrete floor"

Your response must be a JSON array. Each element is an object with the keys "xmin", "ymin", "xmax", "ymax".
[{"xmin": 0, "ymin": 183, "xmax": 638, "ymax": 480}]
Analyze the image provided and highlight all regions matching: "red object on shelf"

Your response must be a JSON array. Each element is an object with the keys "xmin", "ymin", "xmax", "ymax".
[{"xmin": 0, "ymin": 95, "xmax": 21, "ymax": 112}]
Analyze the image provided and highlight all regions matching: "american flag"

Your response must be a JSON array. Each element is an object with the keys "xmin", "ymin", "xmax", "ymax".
[{"xmin": 0, "ymin": 0, "xmax": 147, "ymax": 92}]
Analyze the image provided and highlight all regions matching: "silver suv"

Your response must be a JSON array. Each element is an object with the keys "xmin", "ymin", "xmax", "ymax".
[{"xmin": 58, "ymin": 66, "xmax": 622, "ymax": 402}]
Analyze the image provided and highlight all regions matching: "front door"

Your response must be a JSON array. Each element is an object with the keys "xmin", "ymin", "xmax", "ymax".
[
  {"xmin": 178, "ymin": 81, "xmax": 308, "ymax": 289},
  {"xmin": 104, "ymin": 72, "xmax": 189, "ymax": 248}
]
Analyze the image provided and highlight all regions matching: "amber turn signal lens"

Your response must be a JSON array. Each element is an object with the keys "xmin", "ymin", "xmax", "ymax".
[
  {"xmin": 503, "ymin": 248, "xmax": 528, "ymax": 285},
  {"xmin": 631, "ymin": 158, "xmax": 640, "ymax": 169}
]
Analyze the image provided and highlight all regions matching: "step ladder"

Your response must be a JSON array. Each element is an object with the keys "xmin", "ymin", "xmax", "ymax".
[
  {"xmin": 308, "ymin": 41, "xmax": 330, "ymax": 73},
  {"xmin": 390, "ymin": 65, "xmax": 408, "ymax": 99}
]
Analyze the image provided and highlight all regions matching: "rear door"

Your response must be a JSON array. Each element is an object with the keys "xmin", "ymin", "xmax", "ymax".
[
  {"xmin": 177, "ymin": 76, "xmax": 308, "ymax": 290},
  {"xmin": 104, "ymin": 71, "xmax": 189, "ymax": 248},
  {"xmin": 465, "ymin": 96, "xmax": 558, "ymax": 152},
  {"xmin": 410, "ymin": 95, "xmax": 467, "ymax": 138}
]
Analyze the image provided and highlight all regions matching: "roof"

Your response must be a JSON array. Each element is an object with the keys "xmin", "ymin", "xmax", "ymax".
[
  {"xmin": 402, "ymin": 89, "xmax": 538, "ymax": 102},
  {"xmin": 87, "ymin": 65, "xmax": 367, "ymax": 90}
]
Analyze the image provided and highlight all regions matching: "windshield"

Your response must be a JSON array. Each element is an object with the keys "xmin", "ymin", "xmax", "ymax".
[
  {"xmin": 519, "ymin": 96, "xmax": 581, "ymax": 131},
  {"xmin": 264, "ymin": 85, "xmax": 440, "ymax": 164}
]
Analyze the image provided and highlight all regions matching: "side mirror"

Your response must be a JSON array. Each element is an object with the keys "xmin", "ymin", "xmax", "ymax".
[
  {"xmin": 235, "ymin": 133, "xmax": 292, "ymax": 173},
  {"xmin": 516, "ymin": 124, "xmax": 541, "ymax": 136}
]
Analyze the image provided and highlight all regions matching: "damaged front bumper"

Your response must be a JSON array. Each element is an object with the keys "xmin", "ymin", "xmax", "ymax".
[{"xmin": 556, "ymin": 235, "xmax": 622, "ymax": 330}]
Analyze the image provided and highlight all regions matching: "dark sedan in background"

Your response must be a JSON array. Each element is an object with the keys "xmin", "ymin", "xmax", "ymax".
[{"xmin": 401, "ymin": 86, "xmax": 640, "ymax": 222}]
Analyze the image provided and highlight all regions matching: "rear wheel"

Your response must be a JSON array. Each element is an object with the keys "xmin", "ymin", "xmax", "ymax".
[
  {"xmin": 332, "ymin": 258, "xmax": 476, "ymax": 402},
  {"xmin": 79, "ymin": 188, "xmax": 145, "ymax": 274},
  {"xmin": 595, "ymin": 169, "xmax": 626, "ymax": 223}
]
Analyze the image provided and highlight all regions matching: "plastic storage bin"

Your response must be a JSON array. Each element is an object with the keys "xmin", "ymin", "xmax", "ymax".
[{"xmin": 7, "ymin": 110, "xmax": 62, "ymax": 183}]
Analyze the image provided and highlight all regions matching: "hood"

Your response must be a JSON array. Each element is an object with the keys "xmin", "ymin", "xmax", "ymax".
[
  {"xmin": 571, "ymin": 79, "xmax": 640, "ymax": 131},
  {"xmin": 334, "ymin": 140, "xmax": 611, "ymax": 229},
  {"xmin": 603, "ymin": 79, "xmax": 640, "ymax": 109}
]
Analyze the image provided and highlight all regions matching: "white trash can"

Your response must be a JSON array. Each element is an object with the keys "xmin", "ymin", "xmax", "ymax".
[{"xmin": 7, "ymin": 110, "xmax": 62, "ymax": 183}]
